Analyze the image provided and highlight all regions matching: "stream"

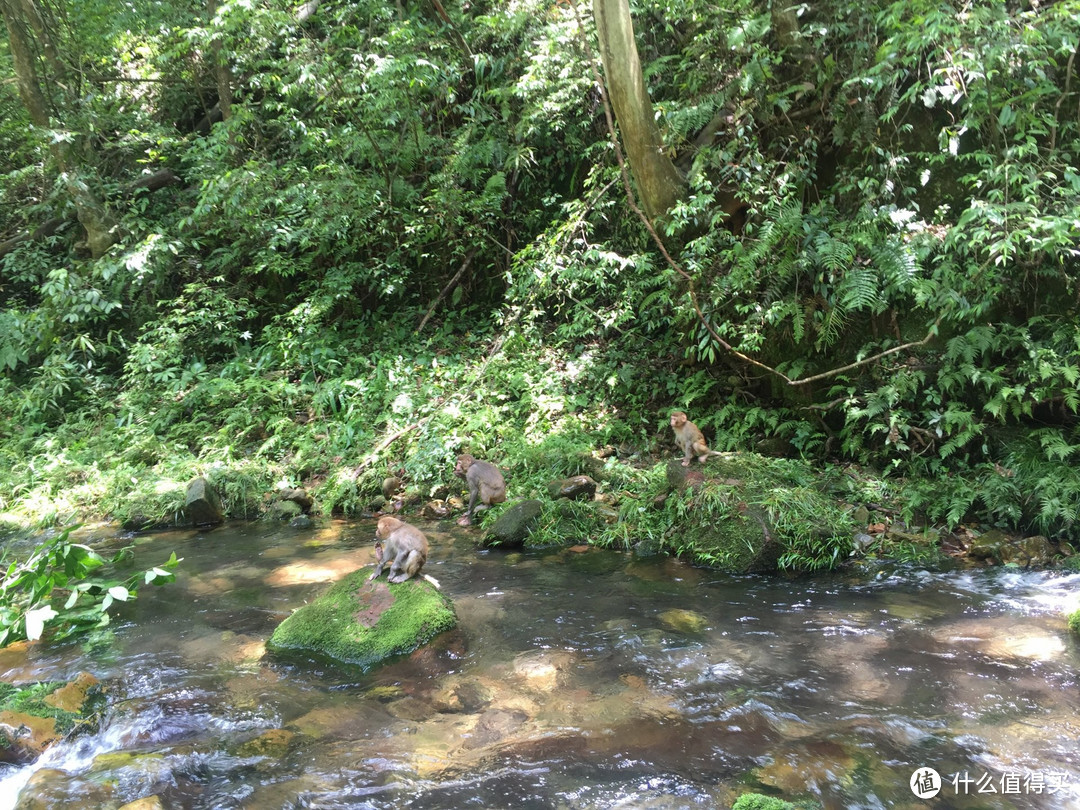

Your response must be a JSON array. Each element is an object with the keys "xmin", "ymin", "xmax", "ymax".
[{"xmin": 0, "ymin": 519, "xmax": 1078, "ymax": 809}]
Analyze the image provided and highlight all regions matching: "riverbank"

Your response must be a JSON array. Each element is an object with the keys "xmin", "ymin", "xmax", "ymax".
[
  {"xmin": 3, "ymin": 421, "xmax": 1076, "ymax": 577},
  {"xmin": 3, "ymin": 321, "xmax": 1078, "ymax": 575}
]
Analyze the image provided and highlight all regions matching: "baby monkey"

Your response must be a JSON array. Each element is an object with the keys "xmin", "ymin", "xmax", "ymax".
[
  {"xmin": 669, "ymin": 411, "xmax": 722, "ymax": 466},
  {"xmin": 369, "ymin": 516, "xmax": 439, "ymax": 587},
  {"xmin": 454, "ymin": 454, "xmax": 506, "ymax": 526}
]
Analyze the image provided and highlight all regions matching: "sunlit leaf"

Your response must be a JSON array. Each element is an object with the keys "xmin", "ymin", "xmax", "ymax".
[{"xmin": 25, "ymin": 606, "xmax": 58, "ymax": 641}]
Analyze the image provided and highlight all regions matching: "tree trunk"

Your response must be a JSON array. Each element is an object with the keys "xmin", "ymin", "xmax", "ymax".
[
  {"xmin": 770, "ymin": 0, "xmax": 801, "ymax": 51},
  {"xmin": 592, "ymin": 0, "xmax": 686, "ymax": 222},
  {"xmin": 0, "ymin": 170, "xmax": 180, "ymax": 260},
  {"xmin": 208, "ymin": 0, "xmax": 233, "ymax": 123},
  {"xmin": 1, "ymin": 0, "xmax": 50, "ymax": 127},
  {"xmin": 1, "ymin": 0, "xmax": 118, "ymax": 258}
]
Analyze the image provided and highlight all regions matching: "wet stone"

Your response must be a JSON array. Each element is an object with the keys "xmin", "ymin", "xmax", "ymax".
[
  {"xmin": 545, "ymin": 475, "xmax": 598, "ymax": 501},
  {"xmin": 118, "ymin": 798, "xmax": 166, "ymax": 810},
  {"xmin": 460, "ymin": 708, "xmax": 528, "ymax": 750},
  {"xmin": 0, "ymin": 711, "xmax": 58, "ymax": 764},
  {"xmin": 184, "ymin": 476, "xmax": 223, "ymax": 526},
  {"xmin": 484, "ymin": 499, "xmax": 543, "ymax": 548},
  {"xmin": 13, "ymin": 767, "xmax": 114, "ymax": 810},
  {"xmin": 659, "ymin": 608, "xmax": 708, "ymax": 634}
]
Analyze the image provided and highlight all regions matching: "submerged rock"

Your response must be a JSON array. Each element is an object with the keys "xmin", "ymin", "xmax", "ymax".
[
  {"xmin": 234, "ymin": 728, "xmax": 299, "ymax": 759},
  {"xmin": 659, "ymin": 608, "xmax": 708, "ymax": 634},
  {"xmin": 267, "ymin": 571, "xmax": 457, "ymax": 669},
  {"xmin": 118, "ymin": 797, "xmax": 166, "ymax": 810}
]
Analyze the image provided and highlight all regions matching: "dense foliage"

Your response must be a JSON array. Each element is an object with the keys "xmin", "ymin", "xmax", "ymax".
[{"xmin": 2, "ymin": 0, "xmax": 1079, "ymax": 549}]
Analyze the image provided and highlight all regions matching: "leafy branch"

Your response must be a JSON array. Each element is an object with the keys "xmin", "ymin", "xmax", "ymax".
[{"xmin": 0, "ymin": 526, "xmax": 181, "ymax": 647}]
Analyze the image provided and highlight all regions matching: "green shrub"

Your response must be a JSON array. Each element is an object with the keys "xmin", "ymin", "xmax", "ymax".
[{"xmin": 1068, "ymin": 610, "xmax": 1080, "ymax": 637}]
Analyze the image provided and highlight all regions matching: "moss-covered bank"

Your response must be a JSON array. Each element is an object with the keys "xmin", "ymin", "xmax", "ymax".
[{"xmin": 267, "ymin": 571, "xmax": 457, "ymax": 669}]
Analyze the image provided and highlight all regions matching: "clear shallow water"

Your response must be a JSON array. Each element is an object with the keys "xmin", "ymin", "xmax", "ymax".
[{"xmin": 0, "ymin": 520, "xmax": 1078, "ymax": 809}]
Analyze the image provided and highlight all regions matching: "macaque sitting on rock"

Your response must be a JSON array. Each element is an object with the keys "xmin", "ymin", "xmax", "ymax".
[
  {"xmin": 454, "ymin": 454, "xmax": 506, "ymax": 526},
  {"xmin": 369, "ymin": 516, "xmax": 438, "ymax": 587},
  {"xmin": 670, "ymin": 411, "xmax": 722, "ymax": 467}
]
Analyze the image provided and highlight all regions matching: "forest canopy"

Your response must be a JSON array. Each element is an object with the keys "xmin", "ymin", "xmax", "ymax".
[{"xmin": 2, "ymin": 0, "xmax": 1079, "ymax": 542}]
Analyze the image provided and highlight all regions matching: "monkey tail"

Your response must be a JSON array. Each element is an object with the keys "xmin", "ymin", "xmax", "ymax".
[{"xmin": 421, "ymin": 573, "xmax": 441, "ymax": 589}]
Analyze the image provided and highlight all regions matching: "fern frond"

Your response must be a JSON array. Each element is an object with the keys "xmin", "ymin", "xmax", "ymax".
[
  {"xmin": 813, "ymin": 232, "xmax": 856, "ymax": 273},
  {"xmin": 837, "ymin": 264, "xmax": 880, "ymax": 312},
  {"xmin": 816, "ymin": 304, "xmax": 849, "ymax": 349}
]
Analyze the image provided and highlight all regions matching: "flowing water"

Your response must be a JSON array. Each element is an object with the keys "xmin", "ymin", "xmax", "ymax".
[{"xmin": 1, "ymin": 520, "xmax": 1078, "ymax": 809}]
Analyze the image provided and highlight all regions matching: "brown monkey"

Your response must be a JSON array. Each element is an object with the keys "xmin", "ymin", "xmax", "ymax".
[
  {"xmin": 369, "ymin": 516, "xmax": 432, "ymax": 584},
  {"xmin": 670, "ymin": 411, "xmax": 721, "ymax": 466},
  {"xmin": 454, "ymin": 454, "xmax": 506, "ymax": 526}
]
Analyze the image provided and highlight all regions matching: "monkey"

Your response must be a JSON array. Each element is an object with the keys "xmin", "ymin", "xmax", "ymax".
[
  {"xmin": 381, "ymin": 475, "xmax": 402, "ymax": 501},
  {"xmin": 369, "ymin": 516, "xmax": 438, "ymax": 587},
  {"xmin": 454, "ymin": 454, "xmax": 506, "ymax": 526},
  {"xmin": 669, "ymin": 411, "xmax": 722, "ymax": 466}
]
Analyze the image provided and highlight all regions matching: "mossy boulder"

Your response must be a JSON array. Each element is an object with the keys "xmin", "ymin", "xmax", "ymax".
[
  {"xmin": 484, "ymin": 499, "xmax": 543, "ymax": 548},
  {"xmin": 731, "ymin": 794, "xmax": 800, "ymax": 810},
  {"xmin": 682, "ymin": 501, "xmax": 783, "ymax": 573},
  {"xmin": 664, "ymin": 454, "xmax": 854, "ymax": 573},
  {"xmin": 969, "ymin": 530, "xmax": 1059, "ymax": 567},
  {"xmin": 267, "ymin": 570, "xmax": 457, "ymax": 669}
]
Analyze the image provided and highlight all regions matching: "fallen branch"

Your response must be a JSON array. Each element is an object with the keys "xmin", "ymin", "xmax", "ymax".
[
  {"xmin": 350, "ymin": 422, "xmax": 425, "ymax": 481},
  {"xmin": 416, "ymin": 247, "xmax": 477, "ymax": 334},
  {"xmin": 0, "ymin": 216, "xmax": 68, "ymax": 259}
]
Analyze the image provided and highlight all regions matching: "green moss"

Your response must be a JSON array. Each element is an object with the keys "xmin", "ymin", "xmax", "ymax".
[
  {"xmin": 731, "ymin": 796, "xmax": 796, "ymax": 810},
  {"xmin": 663, "ymin": 454, "xmax": 854, "ymax": 572},
  {"xmin": 731, "ymin": 793, "xmax": 820, "ymax": 810},
  {"xmin": 1068, "ymin": 609, "xmax": 1080, "ymax": 636},
  {"xmin": 267, "ymin": 570, "xmax": 457, "ymax": 669},
  {"xmin": 0, "ymin": 677, "xmax": 104, "ymax": 736}
]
